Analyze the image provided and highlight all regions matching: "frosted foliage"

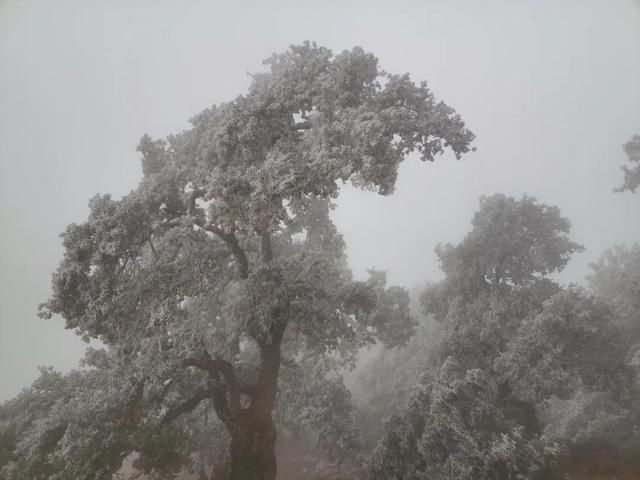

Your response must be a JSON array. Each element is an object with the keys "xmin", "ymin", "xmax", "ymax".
[
  {"xmin": 368, "ymin": 362, "xmax": 553, "ymax": 480},
  {"xmin": 367, "ymin": 195, "xmax": 640, "ymax": 480},
  {"xmin": 3, "ymin": 42, "xmax": 474, "ymax": 479},
  {"xmin": 617, "ymin": 134, "xmax": 640, "ymax": 193},
  {"xmin": 588, "ymin": 244, "xmax": 640, "ymax": 349}
]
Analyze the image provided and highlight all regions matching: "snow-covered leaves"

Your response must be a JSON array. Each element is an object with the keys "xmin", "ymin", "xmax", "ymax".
[
  {"xmin": 178, "ymin": 41, "xmax": 474, "ymax": 231},
  {"xmin": 423, "ymin": 194, "xmax": 583, "ymax": 320},
  {"xmin": 617, "ymin": 134, "xmax": 640, "ymax": 193},
  {"xmin": 19, "ymin": 42, "xmax": 477, "ymax": 478},
  {"xmin": 588, "ymin": 244, "xmax": 640, "ymax": 346},
  {"xmin": 368, "ymin": 362, "xmax": 552, "ymax": 480},
  {"xmin": 367, "ymin": 194, "xmax": 640, "ymax": 479}
]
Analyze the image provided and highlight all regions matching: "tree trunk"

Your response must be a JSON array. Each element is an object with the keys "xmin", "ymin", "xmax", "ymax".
[
  {"xmin": 227, "ymin": 410, "xmax": 277, "ymax": 480},
  {"xmin": 224, "ymin": 271, "xmax": 283, "ymax": 480}
]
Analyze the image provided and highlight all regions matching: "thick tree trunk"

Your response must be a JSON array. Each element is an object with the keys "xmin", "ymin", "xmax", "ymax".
[{"xmin": 227, "ymin": 410, "xmax": 277, "ymax": 480}]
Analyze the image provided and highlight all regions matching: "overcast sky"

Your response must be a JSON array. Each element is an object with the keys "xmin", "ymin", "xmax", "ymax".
[{"xmin": 1, "ymin": 0, "xmax": 639, "ymax": 401}]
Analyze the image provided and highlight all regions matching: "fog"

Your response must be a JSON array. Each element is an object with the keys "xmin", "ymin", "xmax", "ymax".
[{"xmin": 0, "ymin": 2, "xmax": 639, "ymax": 477}]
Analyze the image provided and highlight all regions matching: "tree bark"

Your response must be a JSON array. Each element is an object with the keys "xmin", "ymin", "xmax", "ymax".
[
  {"xmin": 225, "ymin": 328, "xmax": 282, "ymax": 480},
  {"xmin": 227, "ymin": 409, "xmax": 277, "ymax": 480}
]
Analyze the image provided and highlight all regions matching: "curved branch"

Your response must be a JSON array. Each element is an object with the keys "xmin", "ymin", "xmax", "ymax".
[
  {"xmin": 161, "ymin": 388, "xmax": 212, "ymax": 425},
  {"xmin": 187, "ymin": 187, "xmax": 250, "ymax": 278},
  {"xmin": 202, "ymin": 225, "xmax": 249, "ymax": 279},
  {"xmin": 184, "ymin": 352, "xmax": 242, "ymax": 417}
]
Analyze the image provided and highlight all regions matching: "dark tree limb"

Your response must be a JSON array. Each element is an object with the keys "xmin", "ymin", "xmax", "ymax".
[
  {"xmin": 148, "ymin": 238, "xmax": 159, "ymax": 260},
  {"xmin": 120, "ymin": 378, "xmax": 146, "ymax": 426},
  {"xmin": 184, "ymin": 352, "xmax": 243, "ymax": 418},
  {"xmin": 184, "ymin": 187, "xmax": 250, "ymax": 279},
  {"xmin": 261, "ymin": 231, "xmax": 273, "ymax": 264},
  {"xmin": 291, "ymin": 120, "xmax": 312, "ymax": 131},
  {"xmin": 257, "ymin": 340, "xmax": 281, "ymax": 413},
  {"xmin": 202, "ymin": 225, "xmax": 249, "ymax": 279},
  {"xmin": 255, "ymin": 313, "xmax": 287, "ymax": 412},
  {"xmin": 161, "ymin": 388, "xmax": 213, "ymax": 425}
]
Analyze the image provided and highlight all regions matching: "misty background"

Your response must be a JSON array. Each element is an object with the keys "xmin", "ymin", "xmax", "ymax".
[{"xmin": 0, "ymin": 0, "xmax": 638, "ymax": 401}]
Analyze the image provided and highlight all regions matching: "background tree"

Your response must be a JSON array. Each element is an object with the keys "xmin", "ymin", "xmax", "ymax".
[
  {"xmin": 366, "ymin": 194, "xmax": 638, "ymax": 480},
  {"xmin": 588, "ymin": 244, "xmax": 640, "ymax": 353},
  {"xmin": 495, "ymin": 287, "xmax": 640, "ymax": 478},
  {"xmin": 26, "ymin": 42, "xmax": 474, "ymax": 480},
  {"xmin": 368, "ymin": 194, "xmax": 640, "ymax": 479},
  {"xmin": 616, "ymin": 134, "xmax": 640, "ymax": 193},
  {"xmin": 368, "ymin": 360, "xmax": 555, "ymax": 480},
  {"xmin": 421, "ymin": 194, "xmax": 582, "ymax": 371},
  {"xmin": 350, "ymin": 285, "xmax": 443, "ymax": 449},
  {"xmin": 0, "ymin": 352, "xmax": 194, "ymax": 480}
]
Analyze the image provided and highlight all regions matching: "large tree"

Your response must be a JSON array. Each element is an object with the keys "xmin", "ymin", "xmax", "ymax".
[
  {"xmin": 368, "ymin": 194, "xmax": 640, "ymax": 479},
  {"xmin": 368, "ymin": 195, "xmax": 584, "ymax": 479},
  {"xmin": 421, "ymin": 194, "xmax": 582, "ymax": 371},
  {"xmin": 30, "ymin": 42, "xmax": 474, "ymax": 480}
]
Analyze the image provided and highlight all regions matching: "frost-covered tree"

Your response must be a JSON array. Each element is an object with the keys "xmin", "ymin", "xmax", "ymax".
[
  {"xmin": 421, "ymin": 194, "xmax": 582, "ymax": 370},
  {"xmin": 354, "ymin": 190, "xmax": 584, "ymax": 458},
  {"xmin": 0, "ymin": 354, "xmax": 193, "ymax": 480},
  {"xmin": 369, "ymin": 194, "xmax": 640, "ymax": 479},
  {"xmin": 496, "ymin": 288, "xmax": 640, "ymax": 477},
  {"xmin": 588, "ymin": 244, "xmax": 640, "ymax": 350},
  {"xmin": 368, "ymin": 195, "xmax": 586, "ymax": 479},
  {"xmin": 18, "ymin": 42, "xmax": 474, "ymax": 480},
  {"xmin": 368, "ymin": 360, "xmax": 554, "ymax": 480},
  {"xmin": 616, "ymin": 134, "xmax": 640, "ymax": 193},
  {"xmin": 351, "ymin": 286, "xmax": 443, "ymax": 449}
]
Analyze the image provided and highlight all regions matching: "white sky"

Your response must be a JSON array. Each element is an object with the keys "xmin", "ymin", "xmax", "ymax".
[{"xmin": 1, "ymin": 0, "xmax": 639, "ymax": 400}]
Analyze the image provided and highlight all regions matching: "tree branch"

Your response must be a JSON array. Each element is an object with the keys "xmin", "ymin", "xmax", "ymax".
[
  {"xmin": 291, "ymin": 120, "xmax": 312, "ymax": 131},
  {"xmin": 120, "ymin": 378, "xmax": 146, "ymax": 426},
  {"xmin": 184, "ymin": 187, "xmax": 250, "ymax": 279},
  {"xmin": 148, "ymin": 239, "xmax": 158, "ymax": 260},
  {"xmin": 202, "ymin": 225, "xmax": 249, "ymax": 279},
  {"xmin": 261, "ymin": 231, "xmax": 273, "ymax": 263},
  {"xmin": 161, "ymin": 388, "xmax": 212, "ymax": 425},
  {"xmin": 183, "ymin": 352, "xmax": 242, "ymax": 417}
]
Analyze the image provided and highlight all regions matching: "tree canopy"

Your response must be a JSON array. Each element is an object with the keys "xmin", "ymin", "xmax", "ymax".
[
  {"xmin": 2, "ymin": 42, "xmax": 475, "ymax": 480},
  {"xmin": 617, "ymin": 134, "xmax": 640, "ymax": 193},
  {"xmin": 368, "ymin": 194, "xmax": 640, "ymax": 480}
]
